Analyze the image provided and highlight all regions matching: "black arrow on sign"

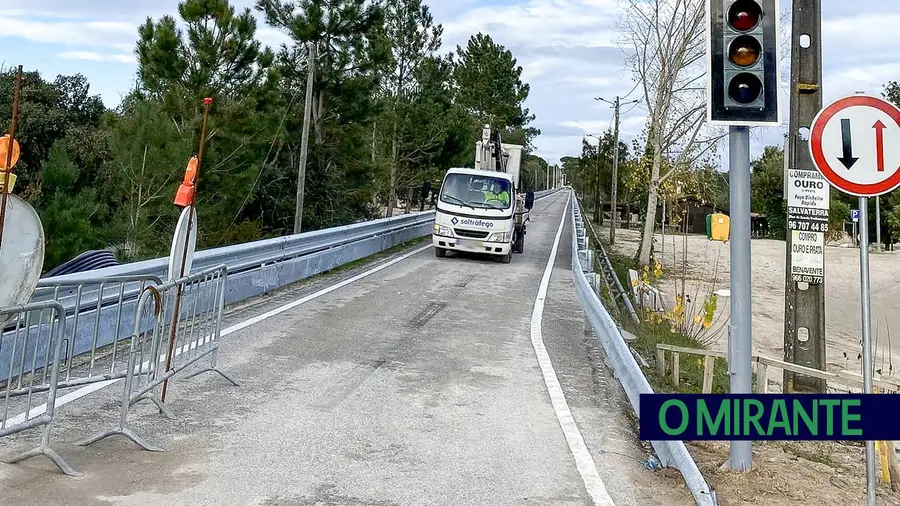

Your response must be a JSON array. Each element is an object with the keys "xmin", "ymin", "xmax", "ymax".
[{"xmin": 838, "ymin": 118, "xmax": 859, "ymax": 169}]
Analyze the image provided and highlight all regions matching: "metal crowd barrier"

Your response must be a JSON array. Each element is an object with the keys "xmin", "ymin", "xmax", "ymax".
[
  {"xmin": 0, "ymin": 265, "xmax": 234, "ymax": 476},
  {"xmin": 76, "ymin": 265, "xmax": 235, "ymax": 452},
  {"xmin": 0, "ymin": 301, "xmax": 74, "ymax": 475},
  {"xmin": 568, "ymin": 196, "xmax": 717, "ymax": 506}
]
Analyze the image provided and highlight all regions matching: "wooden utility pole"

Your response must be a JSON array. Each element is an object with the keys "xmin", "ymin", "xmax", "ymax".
[
  {"xmin": 783, "ymin": 0, "xmax": 827, "ymax": 392},
  {"xmin": 595, "ymin": 96, "xmax": 637, "ymax": 243},
  {"xmin": 294, "ymin": 41, "xmax": 316, "ymax": 235},
  {"xmin": 610, "ymin": 97, "xmax": 621, "ymax": 244}
]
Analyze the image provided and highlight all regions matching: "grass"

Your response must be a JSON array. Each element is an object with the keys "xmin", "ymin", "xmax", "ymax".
[{"xmin": 592, "ymin": 230, "xmax": 732, "ymax": 395}]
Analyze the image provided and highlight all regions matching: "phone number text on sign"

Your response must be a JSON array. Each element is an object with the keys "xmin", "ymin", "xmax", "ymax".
[
  {"xmin": 788, "ymin": 220, "xmax": 829, "ymax": 232},
  {"xmin": 790, "ymin": 230, "xmax": 825, "ymax": 283}
]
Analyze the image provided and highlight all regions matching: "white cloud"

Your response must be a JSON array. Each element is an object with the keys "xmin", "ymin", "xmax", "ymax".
[
  {"xmin": 108, "ymin": 54, "xmax": 137, "ymax": 63},
  {"xmin": 2, "ymin": 0, "xmax": 899, "ymax": 165},
  {"xmin": 0, "ymin": 14, "xmax": 135, "ymax": 48},
  {"xmin": 442, "ymin": 0, "xmax": 620, "ymax": 49},
  {"xmin": 57, "ymin": 51, "xmax": 135, "ymax": 63},
  {"xmin": 57, "ymin": 51, "xmax": 104, "ymax": 61}
]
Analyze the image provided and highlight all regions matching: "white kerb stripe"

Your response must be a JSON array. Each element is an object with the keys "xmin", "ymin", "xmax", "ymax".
[
  {"xmin": 5, "ymin": 244, "xmax": 432, "ymax": 428},
  {"xmin": 530, "ymin": 191, "xmax": 616, "ymax": 506}
]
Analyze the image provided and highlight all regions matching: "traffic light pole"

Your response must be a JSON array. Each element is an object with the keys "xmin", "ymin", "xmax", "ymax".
[
  {"xmin": 783, "ymin": 0, "xmax": 827, "ymax": 393},
  {"xmin": 728, "ymin": 125, "xmax": 753, "ymax": 472}
]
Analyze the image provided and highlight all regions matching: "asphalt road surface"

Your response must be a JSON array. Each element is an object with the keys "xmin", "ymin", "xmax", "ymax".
[{"xmin": 0, "ymin": 191, "xmax": 693, "ymax": 505}]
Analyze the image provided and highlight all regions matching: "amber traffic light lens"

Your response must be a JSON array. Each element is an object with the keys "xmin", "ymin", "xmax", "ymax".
[
  {"xmin": 728, "ymin": 0, "xmax": 761, "ymax": 31},
  {"xmin": 728, "ymin": 73, "xmax": 762, "ymax": 104},
  {"xmin": 728, "ymin": 35, "xmax": 761, "ymax": 67}
]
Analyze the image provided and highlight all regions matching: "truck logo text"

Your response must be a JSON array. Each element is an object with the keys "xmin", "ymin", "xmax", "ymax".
[{"xmin": 450, "ymin": 216, "xmax": 494, "ymax": 228}]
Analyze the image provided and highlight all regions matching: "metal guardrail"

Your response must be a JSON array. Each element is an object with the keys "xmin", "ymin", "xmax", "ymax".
[
  {"xmin": 580, "ymin": 211, "xmax": 640, "ymax": 325},
  {"xmin": 569, "ymin": 197, "xmax": 717, "ymax": 506},
  {"xmin": 2, "ymin": 189, "xmax": 559, "ymax": 380}
]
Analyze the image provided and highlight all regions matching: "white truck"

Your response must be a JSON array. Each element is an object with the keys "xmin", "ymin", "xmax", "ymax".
[{"xmin": 432, "ymin": 125, "xmax": 534, "ymax": 263}]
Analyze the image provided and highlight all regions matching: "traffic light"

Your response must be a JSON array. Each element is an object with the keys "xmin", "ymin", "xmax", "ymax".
[{"xmin": 707, "ymin": 0, "xmax": 781, "ymax": 125}]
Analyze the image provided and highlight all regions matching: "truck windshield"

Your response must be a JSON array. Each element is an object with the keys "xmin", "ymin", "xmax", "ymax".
[{"xmin": 439, "ymin": 174, "xmax": 512, "ymax": 210}]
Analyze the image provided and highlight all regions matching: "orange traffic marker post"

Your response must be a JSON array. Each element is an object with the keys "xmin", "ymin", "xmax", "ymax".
[
  {"xmin": 0, "ymin": 65, "xmax": 23, "ymax": 247},
  {"xmin": 161, "ymin": 97, "xmax": 212, "ymax": 406}
]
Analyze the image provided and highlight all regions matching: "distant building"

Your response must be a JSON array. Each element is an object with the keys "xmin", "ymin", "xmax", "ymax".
[{"xmin": 655, "ymin": 196, "xmax": 726, "ymax": 235}]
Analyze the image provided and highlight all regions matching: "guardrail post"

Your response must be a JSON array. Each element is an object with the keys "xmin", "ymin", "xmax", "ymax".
[
  {"xmin": 579, "ymin": 249, "xmax": 594, "ymax": 274},
  {"xmin": 591, "ymin": 273, "xmax": 603, "ymax": 299}
]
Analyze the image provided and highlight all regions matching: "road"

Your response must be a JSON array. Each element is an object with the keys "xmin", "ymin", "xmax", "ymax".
[{"xmin": 0, "ymin": 192, "xmax": 692, "ymax": 505}]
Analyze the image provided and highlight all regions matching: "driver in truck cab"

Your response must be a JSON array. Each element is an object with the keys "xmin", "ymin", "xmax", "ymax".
[{"xmin": 483, "ymin": 182, "xmax": 509, "ymax": 206}]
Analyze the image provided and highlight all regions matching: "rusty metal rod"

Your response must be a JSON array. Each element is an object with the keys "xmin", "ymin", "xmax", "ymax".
[{"xmin": 0, "ymin": 65, "xmax": 24, "ymax": 247}]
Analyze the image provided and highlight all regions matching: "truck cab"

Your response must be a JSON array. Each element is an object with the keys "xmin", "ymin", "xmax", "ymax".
[{"xmin": 432, "ymin": 125, "xmax": 534, "ymax": 263}]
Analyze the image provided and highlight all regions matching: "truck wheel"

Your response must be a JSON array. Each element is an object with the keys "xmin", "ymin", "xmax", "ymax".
[
  {"xmin": 500, "ymin": 252, "xmax": 512, "ymax": 264},
  {"xmin": 435, "ymin": 247, "xmax": 447, "ymax": 258}
]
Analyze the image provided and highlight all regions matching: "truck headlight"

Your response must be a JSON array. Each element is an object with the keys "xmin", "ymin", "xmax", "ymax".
[
  {"xmin": 433, "ymin": 224, "xmax": 452, "ymax": 236},
  {"xmin": 487, "ymin": 232, "xmax": 511, "ymax": 242}
]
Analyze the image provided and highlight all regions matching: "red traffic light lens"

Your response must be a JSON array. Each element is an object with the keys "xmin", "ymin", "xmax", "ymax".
[
  {"xmin": 728, "ymin": 0, "xmax": 761, "ymax": 31},
  {"xmin": 728, "ymin": 35, "xmax": 761, "ymax": 67},
  {"xmin": 728, "ymin": 73, "xmax": 762, "ymax": 104}
]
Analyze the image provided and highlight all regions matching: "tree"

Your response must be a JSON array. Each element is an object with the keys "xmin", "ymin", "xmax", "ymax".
[
  {"xmin": 748, "ymin": 144, "xmax": 848, "ymax": 242},
  {"xmin": 750, "ymin": 145, "xmax": 786, "ymax": 239},
  {"xmin": 451, "ymin": 33, "xmax": 539, "ymax": 148},
  {"xmin": 257, "ymin": 0, "xmax": 390, "ymax": 228},
  {"xmin": 521, "ymin": 153, "xmax": 549, "ymax": 191},
  {"xmin": 0, "ymin": 2, "xmax": 538, "ymax": 271},
  {"xmin": 0, "ymin": 69, "xmax": 95, "ymax": 197},
  {"xmin": 377, "ymin": 0, "xmax": 445, "ymax": 216},
  {"xmin": 617, "ymin": 0, "xmax": 716, "ymax": 265},
  {"xmin": 136, "ymin": 0, "xmax": 275, "ymax": 102},
  {"xmin": 136, "ymin": 0, "xmax": 283, "ymax": 245},
  {"xmin": 103, "ymin": 99, "xmax": 194, "ymax": 259},
  {"xmin": 36, "ymin": 142, "xmax": 108, "ymax": 269}
]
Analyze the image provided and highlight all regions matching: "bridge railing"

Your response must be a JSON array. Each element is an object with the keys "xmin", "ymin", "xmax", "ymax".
[
  {"xmin": 2, "ymin": 190, "xmax": 559, "ymax": 387},
  {"xmin": 0, "ymin": 188, "xmax": 561, "ymax": 477},
  {"xmin": 569, "ymin": 196, "xmax": 717, "ymax": 506}
]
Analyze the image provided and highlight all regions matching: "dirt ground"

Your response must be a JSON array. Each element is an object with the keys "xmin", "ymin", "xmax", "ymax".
[
  {"xmin": 608, "ymin": 225, "xmax": 900, "ymax": 387},
  {"xmin": 601, "ymin": 223, "xmax": 900, "ymax": 505},
  {"xmin": 689, "ymin": 440, "xmax": 900, "ymax": 506}
]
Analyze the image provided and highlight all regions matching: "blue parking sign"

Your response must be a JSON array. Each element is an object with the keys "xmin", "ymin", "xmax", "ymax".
[{"xmin": 851, "ymin": 209, "xmax": 860, "ymax": 222}]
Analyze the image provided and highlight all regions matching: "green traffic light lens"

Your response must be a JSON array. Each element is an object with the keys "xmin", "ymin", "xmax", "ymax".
[
  {"xmin": 728, "ymin": 35, "xmax": 761, "ymax": 67},
  {"xmin": 728, "ymin": 0, "xmax": 762, "ymax": 31},
  {"xmin": 728, "ymin": 73, "xmax": 762, "ymax": 104}
]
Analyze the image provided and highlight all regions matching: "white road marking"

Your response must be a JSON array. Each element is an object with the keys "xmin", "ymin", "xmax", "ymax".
[
  {"xmin": 529, "ymin": 191, "xmax": 616, "ymax": 506},
  {"xmin": 6, "ymin": 244, "xmax": 432, "ymax": 428}
]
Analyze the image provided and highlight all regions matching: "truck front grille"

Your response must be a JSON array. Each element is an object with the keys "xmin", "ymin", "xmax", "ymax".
[{"xmin": 454, "ymin": 228, "xmax": 489, "ymax": 239}]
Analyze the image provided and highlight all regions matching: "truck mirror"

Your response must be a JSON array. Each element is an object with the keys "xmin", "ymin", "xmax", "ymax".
[{"xmin": 525, "ymin": 191, "xmax": 535, "ymax": 210}]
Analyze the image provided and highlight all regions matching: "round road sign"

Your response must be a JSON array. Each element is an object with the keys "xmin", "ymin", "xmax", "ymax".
[{"xmin": 809, "ymin": 94, "xmax": 900, "ymax": 197}]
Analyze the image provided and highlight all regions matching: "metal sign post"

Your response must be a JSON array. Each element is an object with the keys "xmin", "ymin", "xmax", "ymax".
[
  {"xmin": 728, "ymin": 125, "xmax": 753, "ymax": 471},
  {"xmin": 706, "ymin": 0, "xmax": 782, "ymax": 472},
  {"xmin": 809, "ymin": 93, "xmax": 900, "ymax": 506}
]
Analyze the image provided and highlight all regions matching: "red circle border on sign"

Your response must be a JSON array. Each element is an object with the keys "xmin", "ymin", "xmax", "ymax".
[{"xmin": 809, "ymin": 95, "xmax": 900, "ymax": 197}]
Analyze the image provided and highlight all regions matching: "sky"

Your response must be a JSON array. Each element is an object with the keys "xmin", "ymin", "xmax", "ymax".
[{"xmin": 0, "ymin": 0, "xmax": 897, "ymax": 166}]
